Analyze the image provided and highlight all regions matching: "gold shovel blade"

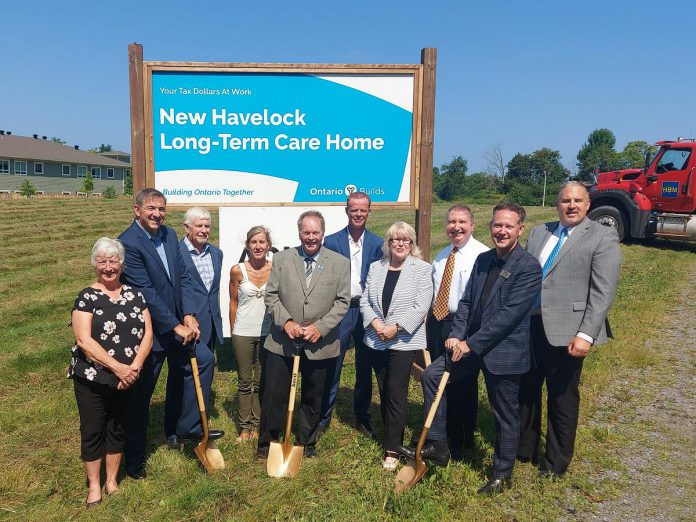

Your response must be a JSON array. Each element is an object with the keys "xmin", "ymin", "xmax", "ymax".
[
  {"xmin": 394, "ymin": 459, "xmax": 428, "ymax": 493},
  {"xmin": 267, "ymin": 441, "xmax": 304, "ymax": 478}
]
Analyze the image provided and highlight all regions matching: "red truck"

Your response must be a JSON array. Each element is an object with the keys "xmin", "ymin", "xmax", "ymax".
[{"xmin": 589, "ymin": 138, "xmax": 696, "ymax": 242}]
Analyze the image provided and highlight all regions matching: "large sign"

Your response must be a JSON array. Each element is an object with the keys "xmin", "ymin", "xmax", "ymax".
[{"xmin": 143, "ymin": 64, "xmax": 422, "ymax": 206}]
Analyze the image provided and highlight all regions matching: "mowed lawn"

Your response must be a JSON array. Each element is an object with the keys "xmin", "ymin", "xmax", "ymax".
[{"xmin": 0, "ymin": 197, "xmax": 694, "ymax": 521}]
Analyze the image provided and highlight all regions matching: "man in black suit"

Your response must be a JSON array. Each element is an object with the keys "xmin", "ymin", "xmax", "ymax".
[{"xmin": 401, "ymin": 202, "xmax": 542, "ymax": 495}]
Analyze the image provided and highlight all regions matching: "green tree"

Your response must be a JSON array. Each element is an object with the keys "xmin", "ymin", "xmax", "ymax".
[
  {"xmin": 435, "ymin": 156, "xmax": 468, "ymax": 201},
  {"xmin": 81, "ymin": 172, "xmax": 94, "ymax": 194},
  {"xmin": 576, "ymin": 128, "xmax": 623, "ymax": 181},
  {"xmin": 102, "ymin": 186, "xmax": 117, "ymax": 199},
  {"xmin": 620, "ymin": 140, "xmax": 657, "ymax": 169},
  {"xmin": 19, "ymin": 179, "xmax": 37, "ymax": 197},
  {"xmin": 50, "ymin": 137, "xmax": 67, "ymax": 145},
  {"xmin": 506, "ymin": 148, "xmax": 569, "ymax": 185},
  {"xmin": 95, "ymin": 144, "xmax": 113, "ymax": 153},
  {"xmin": 123, "ymin": 173, "xmax": 133, "ymax": 196}
]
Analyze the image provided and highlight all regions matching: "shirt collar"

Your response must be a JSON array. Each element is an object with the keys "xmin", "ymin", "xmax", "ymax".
[
  {"xmin": 184, "ymin": 236, "xmax": 210, "ymax": 255},
  {"xmin": 135, "ymin": 219, "xmax": 163, "ymax": 241},
  {"xmin": 348, "ymin": 229, "xmax": 365, "ymax": 246},
  {"xmin": 300, "ymin": 247, "xmax": 320, "ymax": 261}
]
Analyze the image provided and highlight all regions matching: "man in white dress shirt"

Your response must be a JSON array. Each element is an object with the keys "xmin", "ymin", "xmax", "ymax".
[{"xmin": 427, "ymin": 204, "xmax": 489, "ymax": 457}]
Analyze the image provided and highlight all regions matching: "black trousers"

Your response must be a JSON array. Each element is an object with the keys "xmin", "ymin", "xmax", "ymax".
[
  {"xmin": 73, "ymin": 377, "xmax": 133, "ymax": 462},
  {"xmin": 372, "ymin": 349, "xmax": 416, "ymax": 454},
  {"xmin": 518, "ymin": 316, "xmax": 584, "ymax": 474},
  {"xmin": 258, "ymin": 350, "xmax": 332, "ymax": 449},
  {"xmin": 426, "ymin": 312, "xmax": 479, "ymax": 447}
]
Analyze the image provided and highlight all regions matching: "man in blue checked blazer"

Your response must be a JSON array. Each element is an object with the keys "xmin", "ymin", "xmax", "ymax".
[
  {"xmin": 119, "ymin": 188, "xmax": 203, "ymax": 479},
  {"xmin": 177, "ymin": 207, "xmax": 224, "ymax": 440},
  {"xmin": 400, "ymin": 202, "xmax": 542, "ymax": 495},
  {"xmin": 319, "ymin": 191, "xmax": 384, "ymax": 437}
]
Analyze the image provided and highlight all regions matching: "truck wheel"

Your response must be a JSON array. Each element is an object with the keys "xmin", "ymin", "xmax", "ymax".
[{"xmin": 588, "ymin": 205, "xmax": 625, "ymax": 241}]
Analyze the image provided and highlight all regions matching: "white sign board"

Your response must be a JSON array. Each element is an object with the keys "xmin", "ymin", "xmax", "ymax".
[{"xmin": 218, "ymin": 206, "xmax": 350, "ymax": 337}]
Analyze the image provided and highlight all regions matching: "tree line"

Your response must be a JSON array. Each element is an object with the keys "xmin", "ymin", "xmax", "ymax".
[{"xmin": 432, "ymin": 129, "xmax": 657, "ymax": 205}]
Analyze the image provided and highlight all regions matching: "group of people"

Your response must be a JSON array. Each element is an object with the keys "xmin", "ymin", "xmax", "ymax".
[{"xmin": 68, "ymin": 182, "xmax": 621, "ymax": 506}]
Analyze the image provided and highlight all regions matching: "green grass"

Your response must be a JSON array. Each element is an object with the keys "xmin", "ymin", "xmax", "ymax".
[{"xmin": 0, "ymin": 198, "xmax": 694, "ymax": 521}]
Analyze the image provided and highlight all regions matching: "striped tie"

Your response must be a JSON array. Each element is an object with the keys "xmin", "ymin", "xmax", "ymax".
[
  {"xmin": 433, "ymin": 247, "xmax": 457, "ymax": 321},
  {"xmin": 534, "ymin": 227, "xmax": 568, "ymax": 309},
  {"xmin": 305, "ymin": 257, "xmax": 314, "ymax": 288}
]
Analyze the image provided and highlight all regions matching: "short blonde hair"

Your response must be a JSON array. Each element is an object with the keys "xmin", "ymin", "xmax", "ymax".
[
  {"xmin": 382, "ymin": 221, "xmax": 422, "ymax": 260},
  {"xmin": 91, "ymin": 237, "xmax": 125, "ymax": 267}
]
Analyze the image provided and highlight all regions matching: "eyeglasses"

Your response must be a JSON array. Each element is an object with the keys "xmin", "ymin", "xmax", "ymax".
[{"xmin": 389, "ymin": 238, "xmax": 413, "ymax": 245}]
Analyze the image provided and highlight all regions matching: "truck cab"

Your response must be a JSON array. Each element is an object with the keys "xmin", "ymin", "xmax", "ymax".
[{"xmin": 589, "ymin": 139, "xmax": 696, "ymax": 242}]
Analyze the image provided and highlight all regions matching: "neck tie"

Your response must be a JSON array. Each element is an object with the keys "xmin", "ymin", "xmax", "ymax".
[
  {"xmin": 305, "ymin": 257, "xmax": 314, "ymax": 288},
  {"xmin": 542, "ymin": 227, "xmax": 568, "ymax": 278},
  {"xmin": 433, "ymin": 247, "xmax": 457, "ymax": 321}
]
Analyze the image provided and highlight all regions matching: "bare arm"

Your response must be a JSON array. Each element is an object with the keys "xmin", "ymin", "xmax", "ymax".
[{"xmin": 228, "ymin": 264, "xmax": 242, "ymax": 334}]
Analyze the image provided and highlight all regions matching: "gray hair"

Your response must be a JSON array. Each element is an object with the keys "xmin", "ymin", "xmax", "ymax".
[
  {"xmin": 135, "ymin": 187, "xmax": 166, "ymax": 207},
  {"xmin": 382, "ymin": 221, "xmax": 422, "ymax": 260},
  {"xmin": 184, "ymin": 206, "xmax": 212, "ymax": 226},
  {"xmin": 557, "ymin": 181, "xmax": 589, "ymax": 201},
  {"xmin": 245, "ymin": 225, "xmax": 272, "ymax": 250},
  {"xmin": 445, "ymin": 204, "xmax": 474, "ymax": 223},
  {"xmin": 91, "ymin": 237, "xmax": 125, "ymax": 267},
  {"xmin": 297, "ymin": 210, "xmax": 325, "ymax": 233}
]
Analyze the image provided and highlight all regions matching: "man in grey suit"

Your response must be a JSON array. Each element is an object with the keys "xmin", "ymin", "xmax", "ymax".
[
  {"xmin": 256, "ymin": 210, "xmax": 351, "ymax": 460},
  {"xmin": 518, "ymin": 181, "xmax": 622, "ymax": 478}
]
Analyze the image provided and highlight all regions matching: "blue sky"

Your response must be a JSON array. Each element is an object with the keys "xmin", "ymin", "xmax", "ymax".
[{"xmin": 3, "ymin": 0, "xmax": 695, "ymax": 174}]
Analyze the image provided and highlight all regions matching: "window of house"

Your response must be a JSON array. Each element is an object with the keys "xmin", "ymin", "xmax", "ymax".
[
  {"xmin": 126, "ymin": 169, "xmax": 131, "ymax": 177},
  {"xmin": 77, "ymin": 165, "xmax": 87, "ymax": 178},
  {"xmin": 15, "ymin": 161, "xmax": 27, "ymax": 175},
  {"xmin": 62, "ymin": 164, "xmax": 71, "ymax": 176},
  {"xmin": 0, "ymin": 159, "xmax": 9, "ymax": 174},
  {"xmin": 107, "ymin": 168, "xmax": 114, "ymax": 179},
  {"xmin": 34, "ymin": 162, "xmax": 44, "ymax": 175},
  {"xmin": 91, "ymin": 167, "xmax": 101, "ymax": 179}
]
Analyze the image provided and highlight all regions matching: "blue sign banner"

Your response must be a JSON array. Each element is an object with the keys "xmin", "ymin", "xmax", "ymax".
[
  {"xmin": 150, "ymin": 71, "xmax": 415, "ymax": 204},
  {"xmin": 661, "ymin": 181, "xmax": 679, "ymax": 198}
]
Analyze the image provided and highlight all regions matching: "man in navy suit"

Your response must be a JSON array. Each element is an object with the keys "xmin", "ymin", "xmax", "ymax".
[
  {"xmin": 177, "ymin": 207, "xmax": 224, "ymax": 440},
  {"xmin": 400, "ymin": 202, "xmax": 542, "ymax": 495},
  {"xmin": 319, "ymin": 191, "xmax": 384, "ymax": 437},
  {"xmin": 119, "ymin": 188, "xmax": 204, "ymax": 479}
]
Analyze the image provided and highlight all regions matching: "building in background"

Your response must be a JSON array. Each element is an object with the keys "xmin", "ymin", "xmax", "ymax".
[{"xmin": 0, "ymin": 131, "xmax": 131, "ymax": 195}]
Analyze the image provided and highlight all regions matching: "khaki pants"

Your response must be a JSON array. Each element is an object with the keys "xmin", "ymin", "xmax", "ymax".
[{"xmin": 231, "ymin": 334, "xmax": 265, "ymax": 431}]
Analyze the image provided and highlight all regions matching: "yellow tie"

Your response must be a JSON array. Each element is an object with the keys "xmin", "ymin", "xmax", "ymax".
[{"xmin": 433, "ymin": 247, "xmax": 457, "ymax": 321}]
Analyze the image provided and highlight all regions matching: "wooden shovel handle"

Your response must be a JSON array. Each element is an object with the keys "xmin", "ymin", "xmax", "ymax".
[
  {"xmin": 283, "ymin": 354, "xmax": 301, "ymax": 447},
  {"xmin": 190, "ymin": 352, "xmax": 209, "ymax": 443}
]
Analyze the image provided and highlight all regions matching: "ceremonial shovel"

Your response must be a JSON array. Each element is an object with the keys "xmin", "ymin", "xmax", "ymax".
[
  {"xmin": 267, "ymin": 341, "xmax": 304, "ymax": 478},
  {"xmin": 188, "ymin": 341, "xmax": 225, "ymax": 472},
  {"xmin": 394, "ymin": 355, "xmax": 451, "ymax": 493}
]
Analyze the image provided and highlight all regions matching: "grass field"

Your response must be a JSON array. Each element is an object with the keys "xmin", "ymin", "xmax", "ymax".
[{"xmin": 0, "ymin": 198, "xmax": 694, "ymax": 521}]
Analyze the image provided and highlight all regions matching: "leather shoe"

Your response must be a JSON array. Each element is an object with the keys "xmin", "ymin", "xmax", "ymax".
[
  {"xmin": 254, "ymin": 445, "xmax": 269, "ymax": 461},
  {"xmin": 167, "ymin": 435, "xmax": 182, "ymax": 450},
  {"xmin": 303, "ymin": 446, "xmax": 317, "ymax": 459},
  {"xmin": 178, "ymin": 429, "xmax": 224, "ymax": 442},
  {"xmin": 398, "ymin": 443, "xmax": 450, "ymax": 467},
  {"xmin": 477, "ymin": 475, "xmax": 512, "ymax": 495},
  {"xmin": 126, "ymin": 469, "xmax": 147, "ymax": 480},
  {"xmin": 355, "ymin": 423, "xmax": 377, "ymax": 440}
]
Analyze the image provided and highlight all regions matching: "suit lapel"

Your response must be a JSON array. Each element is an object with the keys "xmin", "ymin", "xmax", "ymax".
[
  {"xmin": 134, "ymin": 224, "xmax": 171, "ymax": 283},
  {"xmin": 528, "ymin": 222, "xmax": 556, "ymax": 259},
  {"xmin": 293, "ymin": 248, "xmax": 311, "ymax": 297},
  {"xmin": 483, "ymin": 247, "xmax": 522, "ymax": 309},
  {"xmin": 181, "ymin": 241, "xmax": 206, "ymax": 289},
  {"xmin": 306, "ymin": 251, "xmax": 328, "ymax": 295},
  {"xmin": 375, "ymin": 260, "xmax": 388, "ymax": 314},
  {"xmin": 210, "ymin": 246, "xmax": 222, "ymax": 293},
  {"xmin": 338, "ymin": 228, "xmax": 350, "ymax": 258}
]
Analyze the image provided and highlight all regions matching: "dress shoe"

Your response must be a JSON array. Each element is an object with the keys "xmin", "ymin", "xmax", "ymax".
[
  {"xmin": 303, "ymin": 446, "xmax": 318, "ymax": 459},
  {"xmin": 178, "ymin": 429, "xmax": 224, "ymax": 442},
  {"xmin": 477, "ymin": 475, "xmax": 512, "ymax": 495},
  {"xmin": 255, "ymin": 445, "xmax": 269, "ymax": 461},
  {"xmin": 355, "ymin": 422, "xmax": 377, "ymax": 440},
  {"xmin": 398, "ymin": 442, "xmax": 450, "ymax": 467},
  {"xmin": 126, "ymin": 469, "xmax": 147, "ymax": 480},
  {"xmin": 167, "ymin": 435, "xmax": 182, "ymax": 450}
]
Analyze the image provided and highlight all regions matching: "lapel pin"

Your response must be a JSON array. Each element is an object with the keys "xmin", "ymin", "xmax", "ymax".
[{"xmin": 500, "ymin": 270, "xmax": 511, "ymax": 279}]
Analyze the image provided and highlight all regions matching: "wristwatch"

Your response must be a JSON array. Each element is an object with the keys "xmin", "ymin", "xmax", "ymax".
[{"xmin": 396, "ymin": 323, "xmax": 404, "ymax": 333}]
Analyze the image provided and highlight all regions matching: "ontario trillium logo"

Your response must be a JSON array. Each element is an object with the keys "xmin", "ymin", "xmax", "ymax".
[{"xmin": 344, "ymin": 184, "xmax": 357, "ymax": 195}]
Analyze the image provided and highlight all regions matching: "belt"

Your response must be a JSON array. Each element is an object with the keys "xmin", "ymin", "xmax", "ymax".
[
  {"xmin": 432, "ymin": 313, "xmax": 454, "ymax": 322},
  {"xmin": 350, "ymin": 297, "xmax": 361, "ymax": 308}
]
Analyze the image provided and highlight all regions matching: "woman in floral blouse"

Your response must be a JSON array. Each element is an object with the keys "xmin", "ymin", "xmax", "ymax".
[{"xmin": 69, "ymin": 237, "xmax": 153, "ymax": 507}]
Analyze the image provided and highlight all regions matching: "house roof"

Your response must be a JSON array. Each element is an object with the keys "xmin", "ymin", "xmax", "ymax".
[{"xmin": 0, "ymin": 134, "xmax": 131, "ymax": 167}]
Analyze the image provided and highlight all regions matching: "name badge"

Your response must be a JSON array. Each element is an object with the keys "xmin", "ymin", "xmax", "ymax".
[{"xmin": 500, "ymin": 270, "xmax": 511, "ymax": 279}]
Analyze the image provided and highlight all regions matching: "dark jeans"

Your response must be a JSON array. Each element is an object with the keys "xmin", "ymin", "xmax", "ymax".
[
  {"xmin": 518, "ymin": 316, "xmax": 584, "ymax": 474},
  {"xmin": 73, "ymin": 377, "xmax": 133, "ymax": 461},
  {"xmin": 258, "ymin": 350, "xmax": 332, "ymax": 449},
  {"xmin": 372, "ymin": 349, "xmax": 416, "ymax": 454}
]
